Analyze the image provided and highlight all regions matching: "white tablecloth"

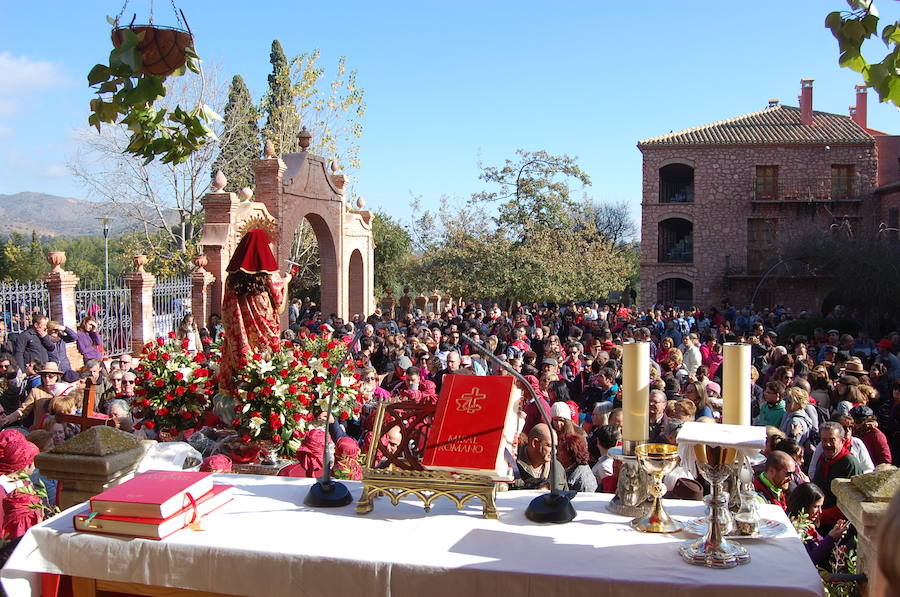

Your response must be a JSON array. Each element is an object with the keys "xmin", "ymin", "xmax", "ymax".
[{"xmin": 0, "ymin": 475, "xmax": 824, "ymax": 597}]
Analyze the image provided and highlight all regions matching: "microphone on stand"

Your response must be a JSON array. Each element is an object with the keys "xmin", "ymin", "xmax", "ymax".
[
  {"xmin": 461, "ymin": 333, "xmax": 576, "ymax": 523},
  {"xmin": 304, "ymin": 326, "xmax": 366, "ymax": 508}
]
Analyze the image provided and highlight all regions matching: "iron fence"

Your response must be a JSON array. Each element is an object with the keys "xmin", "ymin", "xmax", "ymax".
[
  {"xmin": 153, "ymin": 275, "xmax": 192, "ymax": 338},
  {"xmin": 75, "ymin": 280, "xmax": 132, "ymax": 357},
  {"xmin": 0, "ymin": 281, "xmax": 50, "ymax": 334}
]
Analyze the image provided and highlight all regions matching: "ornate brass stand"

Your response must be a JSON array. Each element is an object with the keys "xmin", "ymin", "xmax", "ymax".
[{"xmin": 356, "ymin": 401, "xmax": 500, "ymax": 519}]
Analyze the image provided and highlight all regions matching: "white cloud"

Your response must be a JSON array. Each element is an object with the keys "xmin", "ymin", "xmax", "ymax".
[
  {"xmin": 0, "ymin": 52, "xmax": 68, "ymax": 91},
  {"xmin": 43, "ymin": 164, "xmax": 68, "ymax": 178}
]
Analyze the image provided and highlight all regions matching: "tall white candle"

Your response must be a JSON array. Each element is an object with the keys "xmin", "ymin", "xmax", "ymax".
[
  {"xmin": 622, "ymin": 342, "xmax": 650, "ymax": 444},
  {"xmin": 722, "ymin": 343, "xmax": 751, "ymax": 426}
]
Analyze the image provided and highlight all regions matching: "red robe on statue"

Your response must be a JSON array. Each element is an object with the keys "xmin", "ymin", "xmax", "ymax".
[{"xmin": 219, "ymin": 272, "xmax": 288, "ymax": 396}]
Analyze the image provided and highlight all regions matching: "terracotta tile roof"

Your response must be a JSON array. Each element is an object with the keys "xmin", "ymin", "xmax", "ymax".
[{"xmin": 638, "ymin": 105, "xmax": 875, "ymax": 148}]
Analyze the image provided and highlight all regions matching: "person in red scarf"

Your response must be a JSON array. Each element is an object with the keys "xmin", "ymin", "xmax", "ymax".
[
  {"xmin": 0, "ymin": 429, "xmax": 42, "ymax": 557},
  {"xmin": 812, "ymin": 421, "xmax": 862, "ymax": 526},
  {"xmin": 751, "ymin": 450, "xmax": 795, "ymax": 511},
  {"xmin": 219, "ymin": 228, "xmax": 291, "ymax": 397},
  {"xmin": 278, "ymin": 428, "xmax": 325, "ymax": 478}
]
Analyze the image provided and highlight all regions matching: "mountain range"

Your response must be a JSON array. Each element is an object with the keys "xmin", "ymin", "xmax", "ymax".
[{"xmin": 0, "ymin": 192, "xmax": 141, "ymax": 238}]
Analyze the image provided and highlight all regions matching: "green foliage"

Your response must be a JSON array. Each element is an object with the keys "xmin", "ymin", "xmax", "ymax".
[
  {"xmin": 262, "ymin": 40, "xmax": 300, "ymax": 155},
  {"xmin": 405, "ymin": 151, "xmax": 637, "ymax": 303},
  {"xmin": 87, "ymin": 26, "xmax": 222, "ymax": 165},
  {"xmin": 0, "ymin": 233, "xmax": 131, "ymax": 283},
  {"xmin": 372, "ymin": 210, "xmax": 413, "ymax": 293},
  {"xmin": 212, "ymin": 75, "xmax": 260, "ymax": 191},
  {"xmin": 825, "ymin": 1, "xmax": 900, "ymax": 107}
]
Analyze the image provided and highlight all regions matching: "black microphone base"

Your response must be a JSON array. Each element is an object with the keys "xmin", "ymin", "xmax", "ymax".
[
  {"xmin": 304, "ymin": 481, "xmax": 353, "ymax": 508},
  {"xmin": 525, "ymin": 492, "xmax": 577, "ymax": 524}
]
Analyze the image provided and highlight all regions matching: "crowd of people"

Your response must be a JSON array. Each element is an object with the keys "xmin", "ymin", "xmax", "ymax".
[{"xmin": 1, "ymin": 294, "xmax": 899, "ymax": 576}]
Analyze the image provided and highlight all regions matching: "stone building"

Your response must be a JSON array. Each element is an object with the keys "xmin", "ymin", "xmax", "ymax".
[{"xmin": 638, "ymin": 79, "xmax": 900, "ymax": 312}]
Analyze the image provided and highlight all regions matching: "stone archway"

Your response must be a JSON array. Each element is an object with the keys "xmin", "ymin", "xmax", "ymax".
[{"xmin": 251, "ymin": 134, "xmax": 375, "ymax": 324}]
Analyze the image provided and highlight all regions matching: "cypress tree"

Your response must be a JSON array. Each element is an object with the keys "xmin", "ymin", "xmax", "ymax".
[
  {"xmin": 212, "ymin": 75, "xmax": 260, "ymax": 192},
  {"xmin": 262, "ymin": 40, "xmax": 300, "ymax": 155}
]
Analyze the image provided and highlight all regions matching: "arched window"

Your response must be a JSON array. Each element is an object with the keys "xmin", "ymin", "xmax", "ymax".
[
  {"xmin": 657, "ymin": 278, "xmax": 693, "ymax": 308},
  {"xmin": 659, "ymin": 164, "xmax": 694, "ymax": 203},
  {"xmin": 657, "ymin": 218, "xmax": 693, "ymax": 263}
]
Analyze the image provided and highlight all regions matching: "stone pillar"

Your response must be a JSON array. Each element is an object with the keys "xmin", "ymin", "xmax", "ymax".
[
  {"xmin": 430, "ymin": 290, "xmax": 441, "ymax": 314},
  {"xmin": 381, "ymin": 288, "xmax": 395, "ymax": 319},
  {"xmin": 414, "ymin": 292, "xmax": 427, "ymax": 313},
  {"xmin": 443, "ymin": 294, "xmax": 454, "ymax": 314},
  {"xmin": 832, "ymin": 468, "xmax": 900, "ymax": 581},
  {"xmin": 123, "ymin": 255, "xmax": 156, "ymax": 355},
  {"xmin": 200, "ymin": 182, "xmax": 240, "ymax": 314},
  {"xmin": 190, "ymin": 255, "xmax": 216, "ymax": 327},
  {"xmin": 35, "ymin": 426, "xmax": 151, "ymax": 509},
  {"xmin": 398, "ymin": 288, "xmax": 412, "ymax": 318},
  {"xmin": 43, "ymin": 251, "xmax": 83, "ymax": 370}
]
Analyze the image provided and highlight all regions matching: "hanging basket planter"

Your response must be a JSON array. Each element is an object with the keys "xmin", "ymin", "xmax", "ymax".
[{"xmin": 111, "ymin": 24, "xmax": 193, "ymax": 77}]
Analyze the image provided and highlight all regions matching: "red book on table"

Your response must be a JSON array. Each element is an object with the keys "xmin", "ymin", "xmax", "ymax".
[
  {"xmin": 421, "ymin": 375, "xmax": 520, "ymax": 480},
  {"xmin": 75, "ymin": 485, "xmax": 235, "ymax": 540},
  {"xmin": 90, "ymin": 470, "xmax": 214, "ymax": 519}
]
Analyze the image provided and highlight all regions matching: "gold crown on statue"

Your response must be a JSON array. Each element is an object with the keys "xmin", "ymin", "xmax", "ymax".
[{"xmin": 237, "ymin": 214, "xmax": 277, "ymax": 238}]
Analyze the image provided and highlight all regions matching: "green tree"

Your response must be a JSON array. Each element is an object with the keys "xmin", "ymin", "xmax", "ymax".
[
  {"xmin": 372, "ymin": 210, "xmax": 413, "ymax": 293},
  {"xmin": 262, "ymin": 40, "xmax": 300, "ymax": 155},
  {"xmin": 826, "ymin": 0, "xmax": 900, "ymax": 107},
  {"xmin": 212, "ymin": 75, "xmax": 260, "ymax": 192}
]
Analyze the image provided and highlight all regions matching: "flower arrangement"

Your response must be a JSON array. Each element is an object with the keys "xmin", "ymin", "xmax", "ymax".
[
  {"xmin": 134, "ymin": 333, "xmax": 216, "ymax": 436},
  {"xmin": 231, "ymin": 335, "xmax": 362, "ymax": 457}
]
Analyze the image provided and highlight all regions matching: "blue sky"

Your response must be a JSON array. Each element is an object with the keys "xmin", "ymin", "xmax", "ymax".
[{"xmin": 1, "ymin": 1, "xmax": 898, "ymax": 235}]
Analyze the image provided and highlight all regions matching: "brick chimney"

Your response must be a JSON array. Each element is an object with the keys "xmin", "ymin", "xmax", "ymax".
[
  {"xmin": 800, "ymin": 79, "xmax": 814, "ymax": 126},
  {"xmin": 852, "ymin": 84, "xmax": 867, "ymax": 129}
]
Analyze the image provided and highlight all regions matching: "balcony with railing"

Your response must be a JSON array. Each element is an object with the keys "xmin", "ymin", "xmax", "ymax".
[{"xmin": 752, "ymin": 175, "xmax": 869, "ymax": 202}]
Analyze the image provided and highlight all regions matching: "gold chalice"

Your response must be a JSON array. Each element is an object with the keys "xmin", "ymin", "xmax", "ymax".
[{"xmin": 631, "ymin": 443, "xmax": 683, "ymax": 533}]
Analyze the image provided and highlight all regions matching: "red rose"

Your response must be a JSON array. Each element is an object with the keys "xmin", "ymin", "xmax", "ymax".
[
  {"xmin": 189, "ymin": 383, "xmax": 198, "ymax": 392},
  {"xmin": 157, "ymin": 337, "xmax": 165, "ymax": 346},
  {"xmin": 329, "ymin": 367, "xmax": 338, "ymax": 375},
  {"xmin": 280, "ymin": 368, "xmax": 289, "ymax": 378},
  {"xmin": 272, "ymin": 434, "xmax": 282, "ymax": 444},
  {"xmin": 181, "ymin": 339, "xmax": 189, "ymax": 350},
  {"xmin": 322, "ymin": 360, "xmax": 330, "ymax": 369},
  {"xmin": 195, "ymin": 368, "xmax": 208, "ymax": 378},
  {"xmin": 145, "ymin": 421, "xmax": 155, "ymax": 429},
  {"xmin": 175, "ymin": 371, "xmax": 184, "ymax": 381},
  {"xmin": 194, "ymin": 352, "xmax": 205, "ymax": 363},
  {"xmin": 340, "ymin": 411, "xmax": 349, "ymax": 420},
  {"xmin": 251, "ymin": 411, "xmax": 261, "ymax": 418},
  {"xmin": 353, "ymin": 406, "xmax": 361, "ymax": 415},
  {"xmin": 165, "ymin": 393, "xmax": 175, "ymax": 401},
  {"xmin": 253, "ymin": 353, "xmax": 263, "ymax": 362},
  {"xmin": 293, "ymin": 413, "xmax": 302, "ymax": 422},
  {"xmin": 327, "ymin": 341, "xmax": 337, "ymax": 350},
  {"xmin": 231, "ymin": 418, "xmax": 241, "ymax": 426},
  {"xmin": 319, "ymin": 351, "xmax": 328, "ymax": 358},
  {"xmin": 148, "ymin": 351, "xmax": 158, "ymax": 361},
  {"xmin": 157, "ymin": 407, "xmax": 169, "ymax": 416},
  {"xmin": 161, "ymin": 353, "xmax": 170, "ymax": 362},
  {"xmin": 143, "ymin": 370, "xmax": 153, "ymax": 380},
  {"xmin": 155, "ymin": 379, "xmax": 165, "ymax": 387},
  {"xmin": 303, "ymin": 351, "xmax": 312, "ymax": 359},
  {"xmin": 271, "ymin": 419, "xmax": 282, "ymax": 430},
  {"xmin": 261, "ymin": 386, "xmax": 273, "ymax": 396},
  {"xmin": 289, "ymin": 360, "xmax": 299, "ymax": 368},
  {"xmin": 299, "ymin": 375, "xmax": 309, "ymax": 383},
  {"xmin": 234, "ymin": 405, "xmax": 243, "ymax": 413},
  {"xmin": 265, "ymin": 376, "xmax": 276, "ymax": 386},
  {"xmin": 284, "ymin": 401, "xmax": 293, "ymax": 409},
  {"xmin": 299, "ymin": 395, "xmax": 310, "ymax": 407},
  {"xmin": 292, "ymin": 429, "xmax": 302, "ymax": 438},
  {"xmin": 241, "ymin": 434, "xmax": 251, "ymax": 443},
  {"xmin": 247, "ymin": 391, "xmax": 256, "ymax": 400},
  {"xmin": 313, "ymin": 376, "xmax": 324, "ymax": 384},
  {"xmin": 141, "ymin": 398, "xmax": 150, "ymax": 407},
  {"xmin": 176, "ymin": 386, "xmax": 186, "ymax": 396},
  {"xmin": 288, "ymin": 384, "xmax": 298, "ymax": 394},
  {"xmin": 310, "ymin": 334, "xmax": 318, "ymax": 341},
  {"xmin": 168, "ymin": 331, "xmax": 176, "ymax": 339},
  {"xmin": 202, "ymin": 336, "xmax": 211, "ymax": 344}
]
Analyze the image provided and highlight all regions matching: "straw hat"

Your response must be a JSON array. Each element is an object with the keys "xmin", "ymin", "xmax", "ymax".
[
  {"xmin": 843, "ymin": 360, "xmax": 868, "ymax": 376},
  {"xmin": 37, "ymin": 362, "xmax": 63, "ymax": 375}
]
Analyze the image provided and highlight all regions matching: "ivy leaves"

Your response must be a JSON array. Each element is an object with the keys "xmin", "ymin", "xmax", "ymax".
[
  {"xmin": 87, "ymin": 26, "xmax": 222, "ymax": 165},
  {"xmin": 825, "ymin": 0, "xmax": 900, "ymax": 108}
]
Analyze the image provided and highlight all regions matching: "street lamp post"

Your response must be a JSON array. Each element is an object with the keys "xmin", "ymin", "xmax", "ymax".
[{"xmin": 98, "ymin": 217, "xmax": 110, "ymax": 289}]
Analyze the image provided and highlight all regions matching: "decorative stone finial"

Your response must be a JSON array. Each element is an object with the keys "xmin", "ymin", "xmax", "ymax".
[
  {"xmin": 47, "ymin": 251, "xmax": 66, "ymax": 274},
  {"xmin": 133, "ymin": 254, "xmax": 148, "ymax": 273},
  {"xmin": 212, "ymin": 170, "xmax": 228, "ymax": 192},
  {"xmin": 239, "ymin": 187, "xmax": 253, "ymax": 201},
  {"xmin": 356, "ymin": 196, "xmax": 366, "ymax": 209},
  {"xmin": 298, "ymin": 127, "xmax": 312, "ymax": 151},
  {"xmin": 263, "ymin": 139, "xmax": 276, "ymax": 158},
  {"xmin": 193, "ymin": 254, "xmax": 208, "ymax": 272},
  {"xmin": 330, "ymin": 160, "xmax": 339, "ymax": 173}
]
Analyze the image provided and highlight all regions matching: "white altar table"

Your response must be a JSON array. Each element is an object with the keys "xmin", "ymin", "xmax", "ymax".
[{"xmin": 0, "ymin": 474, "xmax": 823, "ymax": 597}]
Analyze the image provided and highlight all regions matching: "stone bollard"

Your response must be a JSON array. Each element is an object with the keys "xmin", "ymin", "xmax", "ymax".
[{"xmin": 35, "ymin": 426, "xmax": 153, "ymax": 509}]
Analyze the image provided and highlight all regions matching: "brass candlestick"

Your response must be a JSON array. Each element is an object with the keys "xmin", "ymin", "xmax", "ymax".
[
  {"xmin": 630, "ymin": 443, "xmax": 682, "ymax": 533},
  {"xmin": 679, "ymin": 444, "xmax": 750, "ymax": 568}
]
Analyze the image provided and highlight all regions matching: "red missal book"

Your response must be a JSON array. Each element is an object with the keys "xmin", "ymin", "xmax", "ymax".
[
  {"xmin": 421, "ymin": 375, "xmax": 520, "ymax": 480},
  {"xmin": 90, "ymin": 470, "xmax": 214, "ymax": 519},
  {"xmin": 74, "ymin": 485, "xmax": 234, "ymax": 540}
]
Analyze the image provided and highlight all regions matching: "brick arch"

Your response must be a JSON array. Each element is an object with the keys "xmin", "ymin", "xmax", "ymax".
[
  {"xmin": 299, "ymin": 212, "xmax": 339, "ymax": 318},
  {"xmin": 655, "ymin": 276, "xmax": 694, "ymax": 308},
  {"xmin": 658, "ymin": 157, "xmax": 696, "ymax": 168}
]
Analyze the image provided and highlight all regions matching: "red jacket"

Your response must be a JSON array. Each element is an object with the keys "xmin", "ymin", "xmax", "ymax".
[{"xmin": 859, "ymin": 427, "xmax": 893, "ymax": 466}]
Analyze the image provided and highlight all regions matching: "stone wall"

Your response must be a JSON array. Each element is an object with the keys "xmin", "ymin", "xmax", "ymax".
[{"xmin": 639, "ymin": 143, "xmax": 879, "ymax": 311}]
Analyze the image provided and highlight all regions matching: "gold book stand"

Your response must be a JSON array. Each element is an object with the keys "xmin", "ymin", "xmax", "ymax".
[{"xmin": 356, "ymin": 401, "xmax": 500, "ymax": 519}]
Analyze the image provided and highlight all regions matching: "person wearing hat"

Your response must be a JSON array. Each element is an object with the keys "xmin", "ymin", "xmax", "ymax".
[
  {"xmin": 380, "ymin": 355, "xmax": 413, "ymax": 393},
  {"xmin": 876, "ymin": 338, "xmax": 900, "ymax": 382},
  {"xmin": 0, "ymin": 363, "xmax": 62, "ymax": 430},
  {"xmin": 219, "ymin": 229, "xmax": 292, "ymax": 397},
  {"xmin": 833, "ymin": 375, "xmax": 863, "ymax": 417},
  {"xmin": 850, "ymin": 405, "xmax": 893, "ymax": 466}
]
